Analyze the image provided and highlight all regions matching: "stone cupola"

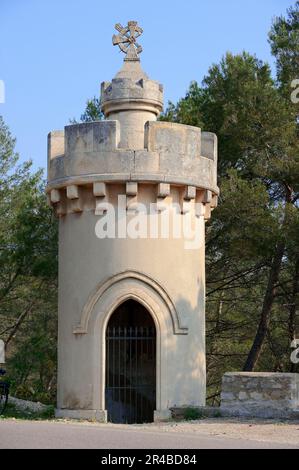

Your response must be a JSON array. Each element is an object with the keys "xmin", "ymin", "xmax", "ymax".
[{"xmin": 101, "ymin": 23, "xmax": 163, "ymax": 149}]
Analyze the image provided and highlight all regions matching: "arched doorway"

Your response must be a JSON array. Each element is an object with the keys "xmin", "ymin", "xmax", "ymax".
[{"xmin": 105, "ymin": 299, "xmax": 156, "ymax": 424}]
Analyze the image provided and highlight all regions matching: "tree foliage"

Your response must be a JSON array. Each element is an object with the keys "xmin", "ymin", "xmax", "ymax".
[
  {"xmin": 269, "ymin": 1, "xmax": 299, "ymax": 92},
  {"xmin": 70, "ymin": 96, "xmax": 103, "ymax": 123},
  {"xmin": 0, "ymin": 117, "xmax": 58, "ymax": 403},
  {"xmin": 162, "ymin": 2, "xmax": 299, "ymax": 401}
]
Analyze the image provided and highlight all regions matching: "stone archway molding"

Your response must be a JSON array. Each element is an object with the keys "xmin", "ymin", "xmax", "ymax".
[{"xmin": 73, "ymin": 270, "xmax": 188, "ymax": 335}]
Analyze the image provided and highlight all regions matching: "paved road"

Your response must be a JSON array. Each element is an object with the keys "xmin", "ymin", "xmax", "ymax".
[{"xmin": 0, "ymin": 419, "xmax": 297, "ymax": 449}]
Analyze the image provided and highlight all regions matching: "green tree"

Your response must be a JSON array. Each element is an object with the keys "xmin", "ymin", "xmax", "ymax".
[
  {"xmin": 0, "ymin": 116, "xmax": 58, "ymax": 403},
  {"xmin": 269, "ymin": 1, "xmax": 299, "ymax": 93},
  {"xmin": 162, "ymin": 8, "xmax": 298, "ymax": 394},
  {"xmin": 70, "ymin": 96, "xmax": 103, "ymax": 123}
]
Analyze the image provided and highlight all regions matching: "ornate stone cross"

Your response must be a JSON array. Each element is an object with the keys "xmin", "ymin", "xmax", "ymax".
[{"xmin": 112, "ymin": 21, "xmax": 143, "ymax": 61}]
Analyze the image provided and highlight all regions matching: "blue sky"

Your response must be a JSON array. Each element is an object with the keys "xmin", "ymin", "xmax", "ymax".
[{"xmin": 0, "ymin": 0, "xmax": 293, "ymax": 173}]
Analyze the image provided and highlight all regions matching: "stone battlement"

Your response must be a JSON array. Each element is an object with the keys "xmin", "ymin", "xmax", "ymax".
[
  {"xmin": 47, "ymin": 120, "xmax": 218, "ymax": 195},
  {"xmin": 101, "ymin": 78, "xmax": 163, "ymax": 115}
]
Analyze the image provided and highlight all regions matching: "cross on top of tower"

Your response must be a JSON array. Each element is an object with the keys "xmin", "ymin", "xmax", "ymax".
[{"xmin": 112, "ymin": 21, "xmax": 143, "ymax": 62}]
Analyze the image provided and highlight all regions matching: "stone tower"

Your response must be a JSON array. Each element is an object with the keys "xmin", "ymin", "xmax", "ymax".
[{"xmin": 47, "ymin": 21, "xmax": 219, "ymax": 423}]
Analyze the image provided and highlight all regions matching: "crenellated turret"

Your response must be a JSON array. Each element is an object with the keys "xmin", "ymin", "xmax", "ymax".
[{"xmin": 47, "ymin": 21, "xmax": 219, "ymax": 424}]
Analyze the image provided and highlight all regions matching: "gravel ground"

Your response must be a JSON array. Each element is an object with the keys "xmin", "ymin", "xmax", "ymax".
[
  {"xmin": 8, "ymin": 396, "xmax": 50, "ymax": 413},
  {"xmin": 1, "ymin": 417, "xmax": 299, "ymax": 449},
  {"xmin": 48, "ymin": 417, "xmax": 299, "ymax": 447},
  {"xmin": 3, "ymin": 412, "xmax": 299, "ymax": 447},
  {"xmin": 129, "ymin": 417, "xmax": 299, "ymax": 446},
  {"xmin": 30, "ymin": 418, "xmax": 299, "ymax": 448}
]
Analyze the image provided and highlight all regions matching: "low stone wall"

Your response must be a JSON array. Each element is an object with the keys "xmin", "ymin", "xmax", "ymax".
[{"xmin": 220, "ymin": 372, "xmax": 299, "ymax": 419}]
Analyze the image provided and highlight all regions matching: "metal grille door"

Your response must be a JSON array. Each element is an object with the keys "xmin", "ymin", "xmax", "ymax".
[{"xmin": 105, "ymin": 325, "xmax": 156, "ymax": 424}]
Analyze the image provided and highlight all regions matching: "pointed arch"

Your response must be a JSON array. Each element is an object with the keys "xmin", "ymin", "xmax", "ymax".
[{"xmin": 73, "ymin": 270, "xmax": 188, "ymax": 335}]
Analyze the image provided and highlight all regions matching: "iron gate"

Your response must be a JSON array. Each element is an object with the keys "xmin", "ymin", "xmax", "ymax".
[{"xmin": 105, "ymin": 326, "xmax": 156, "ymax": 424}]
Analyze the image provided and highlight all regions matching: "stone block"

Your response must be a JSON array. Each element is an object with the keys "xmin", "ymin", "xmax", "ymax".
[
  {"xmin": 65, "ymin": 121, "xmax": 120, "ymax": 155},
  {"xmin": 126, "ymin": 182, "xmax": 138, "ymax": 196},
  {"xmin": 154, "ymin": 409, "xmax": 172, "ymax": 422},
  {"xmin": 250, "ymin": 392, "xmax": 264, "ymax": 401},
  {"xmin": 93, "ymin": 120, "xmax": 120, "ymax": 151},
  {"xmin": 203, "ymin": 190, "xmax": 212, "ymax": 204},
  {"xmin": 48, "ymin": 155, "xmax": 65, "ymax": 181},
  {"xmin": 66, "ymin": 185, "xmax": 79, "ymax": 199},
  {"xmin": 93, "ymin": 182, "xmax": 106, "ymax": 197},
  {"xmin": 220, "ymin": 392, "xmax": 235, "ymax": 401},
  {"xmin": 64, "ymin": 149, "xmax": 134, "ymax": 177},
  {"xmin": 238, "ymin": 392, "xmax": 248, "ymax": 400},
  {"xmin": 50, "ymin": 189, "xmax": 61, "ymax": 204},
  {"xmin": 48, "ymin": 131, "xmax": 65, "ymax": 180},
  {"xmin": 48, "ymin": 130, "xmax": 65, "ymax": 160},
  {"xmin": 145, "ymin": 121, "xmax": 201, "ymax": 157},
  {"xmin": 157, "ymin": 183, "xmax": 170, "ymax": 198},
  {"xmin": 220, "ymin": 372, "xmax": 299, "ymax": 419},
  {"xmin": 184, "ymin": 186, "xmax": 196, "ymax": 200},
  {"xmin": 201, "ymin": 132, "xmax": 217, "ymax": 161},
  {"xmin": 134, "ymin": 150, "xmax": 159, "ymax": 173},
  {"xmin": 65, "ymin": 123, "xmax": 94, "ymax": 154}
]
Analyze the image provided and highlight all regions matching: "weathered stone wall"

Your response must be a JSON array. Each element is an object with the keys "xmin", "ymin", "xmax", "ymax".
[
  {"xmin": 47, "ymin": 121, "xmax": 218, "ymax": 195},
  {"xmin": 221, "ymin": 372, "xmax": 299, "ymax": 419}
]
